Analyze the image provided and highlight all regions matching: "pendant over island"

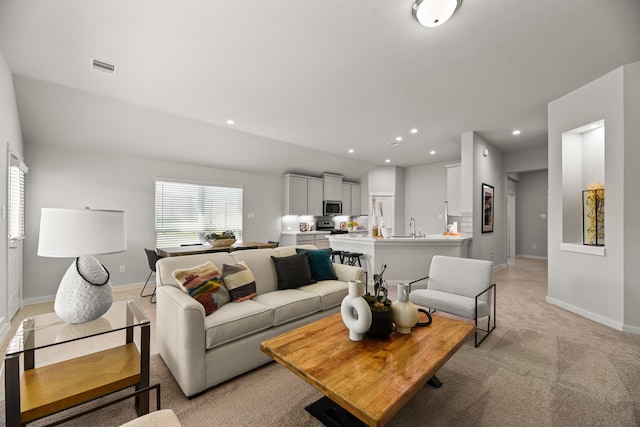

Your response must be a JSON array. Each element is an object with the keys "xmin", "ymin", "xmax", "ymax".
[{"xmin": 328, "ymin": 234, "xmax": 472, "ymax": 285}]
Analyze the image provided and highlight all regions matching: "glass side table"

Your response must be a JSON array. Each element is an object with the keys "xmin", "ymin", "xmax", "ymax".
[{"xmin": 4, "ymin": 299, "xmax": 151, "ymax": 426}]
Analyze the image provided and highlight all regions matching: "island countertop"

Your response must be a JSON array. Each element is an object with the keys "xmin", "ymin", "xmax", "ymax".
[
  {"xmin": 328, "ymin": 234, "xmax": 472, "ymax": 244},
  {"xmin": 328, "ymin": 234, "xmax": 472, "ymax": 283}
]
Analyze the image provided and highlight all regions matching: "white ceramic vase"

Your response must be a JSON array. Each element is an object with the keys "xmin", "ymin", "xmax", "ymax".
[
  {"xmin": 392, "ymin": 282, "xmax": 419, "ymax": 334},
  {"xmin": 340, "ymin": 280, "xmax": 372, "ymax": 341}
]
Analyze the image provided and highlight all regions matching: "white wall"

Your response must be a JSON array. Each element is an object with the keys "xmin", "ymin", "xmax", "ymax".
[
  {"xmin": 623, "ymin": 61, "xmax": 640, "ymax": 331},
  {"xmin": 0, "ymin": 47, "xmax": 24, "ymax": 336},
  {"xmin": 504, "ymin": 146, "xmax": 548, "ymax": 173},
  {"xmin": 404, "ymin": 161, "xmax": 449, "ymax": 235},
  {"xmin": 547, "ymin": 62, "xmax": 640, "ymax": 332},
  {"xmin": 23, "ymin": 144, "xmax": 283, "ymax": 303},
  {"xmin": 462, "ymin": 132, "xmax": 507, "ymax": 266}
]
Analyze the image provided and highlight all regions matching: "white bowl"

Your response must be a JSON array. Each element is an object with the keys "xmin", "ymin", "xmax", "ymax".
[{"xmin": 381, "ymin": 227, "xmax": 393, "ymax": 238}]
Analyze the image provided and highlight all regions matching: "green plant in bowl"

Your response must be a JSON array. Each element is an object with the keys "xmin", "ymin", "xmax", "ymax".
[{"xmin": 205, "ymin": 230, "xmax": 235, "ymax": 241}]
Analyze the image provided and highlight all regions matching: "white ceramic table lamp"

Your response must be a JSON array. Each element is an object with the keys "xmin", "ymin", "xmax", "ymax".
[{"xmin": 38, "ymin": 208, "xmax": 127, "ymax": 323}]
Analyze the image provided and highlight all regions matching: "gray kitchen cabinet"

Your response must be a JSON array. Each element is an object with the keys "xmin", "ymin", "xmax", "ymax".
[
  {"xmin": 323, "ymin": 173, "xmax": 343, "ymax": 201},
  {"xmin": 307, "ymin": 177, "xmax": 323, "ymax": 216},
  {"xmin": 446, "ymin": 164, "xmax": 461, "ymax": 216},
  {"xmin": 342, "ymin": 182, "xmax": 361, "ymax": 216},
  {"xmin": 280, "ymin": 232, "xmax": 330, "ymax": 249},
  {"xmin": 284, "ymin": 174, "xmax": 323, "ymax": 215}
]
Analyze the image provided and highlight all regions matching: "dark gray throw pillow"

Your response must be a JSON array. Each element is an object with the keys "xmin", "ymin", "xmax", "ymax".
[{"xmin": 271, "ymin": 252, "xmax": 317, "ymax": 290}]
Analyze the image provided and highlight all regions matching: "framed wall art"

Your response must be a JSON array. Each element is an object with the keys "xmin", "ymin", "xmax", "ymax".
[{"xmin": 482, "ymin": 183, "xmax": 494, "ymax": 233}]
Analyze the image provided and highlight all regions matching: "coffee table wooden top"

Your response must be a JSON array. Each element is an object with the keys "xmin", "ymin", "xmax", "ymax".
[{"xmin": 260, "ymin": 312, "xmax": 474, "ymax": 427}]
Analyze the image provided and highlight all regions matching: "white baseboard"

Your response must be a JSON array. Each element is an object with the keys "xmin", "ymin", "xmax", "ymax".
[
  {"xmin": 546, "ymin": 296, "xmax": 624, "ymax": 331},
  {"xmin": 113, "ymin": 282, "xmax": 145, "ymax": 292},
  {"xmin": 516, "ymin": 254, "xmax": 548, "ymax": 260},
  {"xmin": 21, "ymin": 282, "xmax": 145, "ymax": 307}
]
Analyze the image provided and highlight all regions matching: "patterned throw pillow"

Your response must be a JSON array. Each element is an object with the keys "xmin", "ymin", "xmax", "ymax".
[
  {"xmin": 222, "ymin": 261, "xmax": 257, "ymax": 302},
  {"xmin": 172, "ymin": 261, "xmax": 230, "ymax": 315}
]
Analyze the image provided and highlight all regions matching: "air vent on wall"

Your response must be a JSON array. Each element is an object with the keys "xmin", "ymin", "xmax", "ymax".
[{"xmin": 91, "ymin": 58, "xmax": 117, "ymax": 74}]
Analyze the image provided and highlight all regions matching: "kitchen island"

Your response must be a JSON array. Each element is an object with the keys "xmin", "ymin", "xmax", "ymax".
[{"xmin": 328, "ymin": 234, "xmax": 471, "ymax": 284}]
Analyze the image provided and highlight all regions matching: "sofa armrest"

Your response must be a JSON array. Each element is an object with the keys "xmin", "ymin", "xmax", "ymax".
[
  {"xmin": 333, "ymin": 263, "xmax": 365, "ymax": 284},
  {"xmin": 156, "ymin": 285, "xmax": 208, "ymax": 397}
]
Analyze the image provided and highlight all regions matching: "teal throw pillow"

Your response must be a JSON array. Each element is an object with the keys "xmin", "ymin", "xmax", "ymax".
[{"xmin": 296, "ymin": 248, "xmax": 338, "ymax": 281}]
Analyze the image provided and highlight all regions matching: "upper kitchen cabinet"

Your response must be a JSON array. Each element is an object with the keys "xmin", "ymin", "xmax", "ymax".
[
  {"xmin": 323, "ymin": 173, "xmax": 343, "ymax": 201},
  {"xmin": 446, "ymin": 163, "xmax": 462, "ymax": 216},
  {"xmin": 284, "ymin": 174, "xmax": 323, "ymax": 216},
  {"xmin": 307, "ymin": 177, "xmax": 323, "ymax": 215},
  {"xmin": 342, "ymin": 182, "xmax": 362, "ymax": 216}
]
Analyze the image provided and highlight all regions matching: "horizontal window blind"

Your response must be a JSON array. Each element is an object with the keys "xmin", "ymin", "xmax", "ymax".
[
  {"xmin": 155, "ymin": 179, "xmax": 243, "ymax": 247},
  {"xmin": 9, "ymin": 154, "xmax": 28, "ymax": 240}
]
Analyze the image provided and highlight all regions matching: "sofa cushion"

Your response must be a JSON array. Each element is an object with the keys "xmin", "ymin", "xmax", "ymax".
[
  {"xmin": 295, "ymin": 248, "xmax": 338, "ymax": 281},
  {"xmin": 222, "ymin": 261, "xmax": 257, "ymax": 302},
  {"xmin": 271, "ymin": 252, "xmax": 317, "ymax": 289},
  {"xmin": 171, "ymin": 261, "xmax": 230, "ymax": 315},
  {"xmin": 253, "ymin": 289, "xmax": 321, "ymax": 326},
  {"xmin": 204, "ymin": 300, "xmax": 273, "ymax": 349},
  {"xmin": 298, "ymin": 280, "xmax": 349, "ymax": 310},
  {"xmin": 230, "ymin": 248, "xmax": 280, "ymax": 295}
]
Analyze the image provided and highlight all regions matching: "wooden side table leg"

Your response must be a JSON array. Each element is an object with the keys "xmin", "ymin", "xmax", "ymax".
[
  {"xmin": 5, "ymin": 354, "xmax": 22, "ymax": 426},
  {"xmin": 135, "ymin": 323, "xmax": 151, "ymax": 416}
]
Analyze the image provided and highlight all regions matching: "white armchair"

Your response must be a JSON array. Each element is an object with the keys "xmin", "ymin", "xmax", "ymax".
[{"xmin": 409, "ymin": 255, "xmax": 496, "ymax": 347}]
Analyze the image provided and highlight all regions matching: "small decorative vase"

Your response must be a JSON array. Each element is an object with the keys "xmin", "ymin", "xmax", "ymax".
[
  {"xmin": 392, "ymin": 283, "xmax": 419, "ymax": 334},
  {"xmin": 341, "ymin": 280, "xmax": 372, "ymax": 341},
  {"xmin": 367, "ymin": 309, "xmax": 394, "ymax": 338}
]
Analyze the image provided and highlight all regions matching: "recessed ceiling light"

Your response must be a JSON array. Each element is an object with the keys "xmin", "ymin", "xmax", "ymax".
[
  {"xmin": 396, "ymin": 136, "xmax": 403, "ymax": 142},
  {"xmin": 385, "ymin": 159, "xmax": 391, "ymax": 163},
  {"xmin": 226, "ymin": 119, "xmax": 235, "ymax": 125},
  {"xmin": 512, "ymin": 129, "xmax": 521, "ymax": 135},
  {"xmin": 430, "ymin": 150, "xmax": 436, "ymax": 155},
  {"xmin": 348, "ymin": 149, "xmax": 354, "ymax": 153},
  {"xmin": 410, "ymin": 128, "xmax": 418, "ymax": 134}
]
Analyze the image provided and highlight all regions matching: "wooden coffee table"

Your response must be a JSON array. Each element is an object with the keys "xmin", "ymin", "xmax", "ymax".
[{"xmin": 260, "ymin": 312, "xmax": 474, "ymax": 427}]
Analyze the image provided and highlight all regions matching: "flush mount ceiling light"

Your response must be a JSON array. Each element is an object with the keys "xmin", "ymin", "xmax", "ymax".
[{"xmin": 412, "ymin": 0, "xmax": 462, "ymax": 27}]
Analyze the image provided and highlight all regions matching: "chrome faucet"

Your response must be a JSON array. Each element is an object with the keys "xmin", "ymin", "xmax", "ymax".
[{"xmin": 409, "ymin": 218, "xmax": 416, "ymax": 238}]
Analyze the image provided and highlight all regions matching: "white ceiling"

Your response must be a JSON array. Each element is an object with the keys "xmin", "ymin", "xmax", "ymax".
[{"xmin": 1, "ymin": 0, "xmax": 639, "ymax": 177}]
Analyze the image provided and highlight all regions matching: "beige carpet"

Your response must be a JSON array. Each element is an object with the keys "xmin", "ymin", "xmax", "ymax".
[{"xmin": 3, "ymin": 258, "xmax": 640, "ymax": 426}]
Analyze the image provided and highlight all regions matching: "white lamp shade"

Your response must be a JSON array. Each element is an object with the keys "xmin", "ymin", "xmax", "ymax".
[
  {"xmin": 38, "ymin": 208, "xmax": 127, "ymax": 258},
  {"xmin": 413, "ymin": 0, "xmax": 460, "ymax": 27}
]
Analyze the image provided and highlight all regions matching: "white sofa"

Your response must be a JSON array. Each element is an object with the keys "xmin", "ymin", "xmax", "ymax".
[{"xmin": 155, "ymin": 245, "xmax": 365, "ymax": 397}]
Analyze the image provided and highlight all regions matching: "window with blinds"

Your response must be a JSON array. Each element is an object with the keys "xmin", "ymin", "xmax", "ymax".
[
  {"xmin": 9, "ymin": 154, "xmax": 28, "ymax": 240},
  {"xmin": 155, "ymin": 179, "xmax": 243, "ymax": 247}
]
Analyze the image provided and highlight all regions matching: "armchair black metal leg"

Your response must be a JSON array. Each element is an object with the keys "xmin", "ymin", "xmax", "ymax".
[{"xmin": 474, "ymin": 283, "xmax": 497, "ymax": 347}]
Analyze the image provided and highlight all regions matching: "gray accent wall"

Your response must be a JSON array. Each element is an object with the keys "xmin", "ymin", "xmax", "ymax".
[
  {"xmin": 516, "ymin": 170, "xmax": 548, "ymax": 259},
  {"xmin": 23, "ymin": 144, "xmax": 284, "ymax": 303}
]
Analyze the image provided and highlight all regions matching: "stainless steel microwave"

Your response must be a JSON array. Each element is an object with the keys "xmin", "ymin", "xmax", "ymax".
[{"xmin": 323, "ymin": 200, "xmax": 342, "ymax": 216}]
